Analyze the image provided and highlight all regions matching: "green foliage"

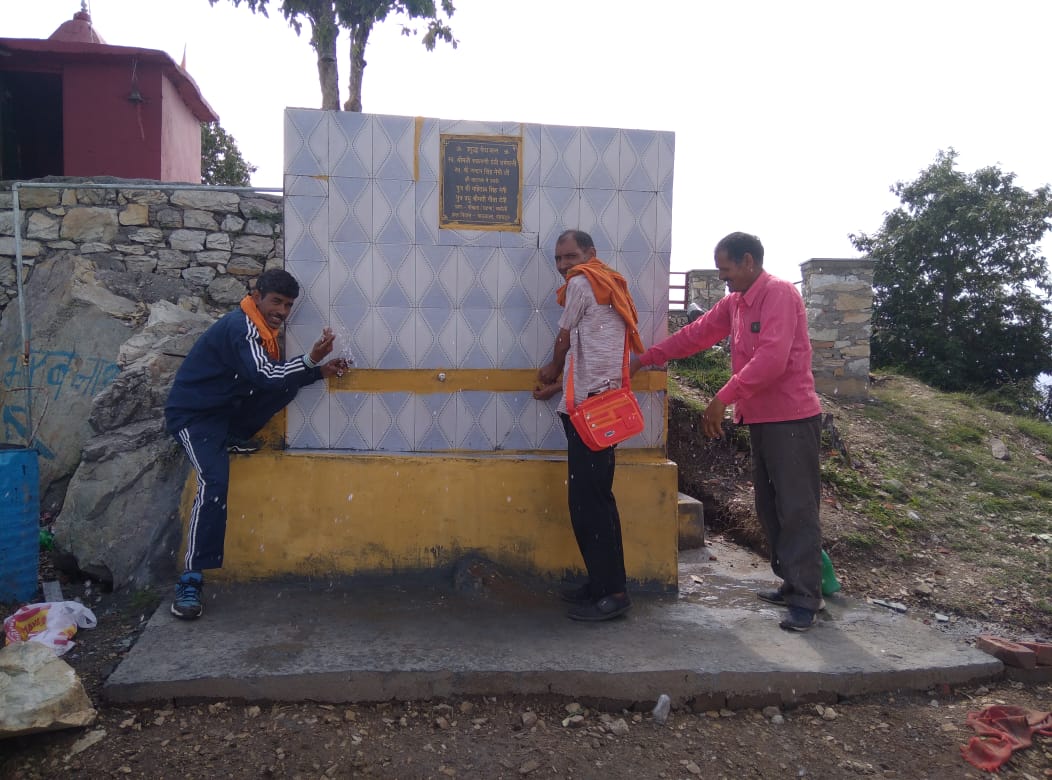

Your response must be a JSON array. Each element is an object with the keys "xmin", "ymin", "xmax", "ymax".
[
  {"xmin": 851, "ymin": 149, "xmax": 1052, "ymax": 394},
  {"xmin": 669, "ymin": 348, "xmax": 731, "ymax": 398},
  {"xmin": 200, "ymin": 122, "xmax": 257, "ymax": 186}
]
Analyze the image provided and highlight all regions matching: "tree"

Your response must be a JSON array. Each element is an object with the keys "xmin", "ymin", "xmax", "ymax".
[
  {"xmin": 337, "ymin": 0, "xmax": 456, "ymax": 112},
  {"xmin": 850, "ymin": 149, "xmax": 1052, "ymax": 393},
  {"xmin": 210, "ymin": 0, "xmax": 342, "ymax": 110},
  {"xmin": 201, "ymin": 122, "xmax": 258, "ymax": 186},
  {"xmin": 211, "ymin": 1, "xmax": 456, "ymax": 112}
]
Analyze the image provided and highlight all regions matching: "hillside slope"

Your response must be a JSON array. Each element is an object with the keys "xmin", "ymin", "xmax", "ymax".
[{"xmin": 668, "ymin": 371, "xmax": 1052, "ymax": 639}]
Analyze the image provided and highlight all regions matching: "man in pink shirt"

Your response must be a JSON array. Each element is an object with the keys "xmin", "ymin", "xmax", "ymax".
[{"xmin": 632, "ymin": 232, "xmax": 824, "ymax": 631}]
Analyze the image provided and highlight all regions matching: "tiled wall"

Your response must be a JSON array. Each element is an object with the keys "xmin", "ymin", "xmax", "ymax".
[{"xmin": 283, "ymin": 110, "xmax": 673, "ymax": 452}]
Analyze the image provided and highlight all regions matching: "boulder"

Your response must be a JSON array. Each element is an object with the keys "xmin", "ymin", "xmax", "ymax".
[
  {"xmin": 0, "ymin": 642, "xmax": 97, "ymax": 738},
  {"xmin": 0, "ymin": 254, "xmax": 137, "ymax": 508},
  {"xmin": 54, "ymin": 305, "xmax": 214, "ymax": 588}
]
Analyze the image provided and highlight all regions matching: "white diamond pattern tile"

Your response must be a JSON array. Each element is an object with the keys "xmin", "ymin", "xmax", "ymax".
[
  {"xmin": 416, "ymin": 118, "xmax": 440, "ymax": 182},
  {"xmin": 375, "ymin": 393, "xmax": 414, "ymax": 451},
  {"xmin": 373, "ymin": 178, "xmax": 415, "ymax": 244},
  {"xmin": 416, "ymin": 307, "xmax": 455, "ymax": 368},
  {"xmin": 330, "ymin": 243, "xmax": 370, "ymax": 311},
  {"xmin": 657, "ymin": 131, "xmax": 675, "ymax": 196},
  {"xmin": 284, "ymin": 174, "xmax": 328, "ymax": 197},
  {"xmin": 331, "ymin": 304, "xmax": 373, "ymax": 368},
  {"xmin": 352, "ymin": 246, "xmax": 392, "ymax": 306},
  {"xmin": 496, "ymin": 392, "xmax": 530, "ymax": 450},
  {"xmin": 287, "ymin": 383, "xmax": 328, "ymax": 449},
  {"xmin": 495, "ymin": 307, "xmax": 532, "ymax": 368},
  {"xmin": 375, "ymin": 243, "xmax": 414, "ymax": 309},
  {"xmin": 459, "ymin": 246, "xmax": 500, "ymax": 309},
  {"xmin": 540, "ymin": 125, "xmax": 581, "ymax": 188},
  {"xmin": 285, "ymin": 109, "xmax": 328, "ymax": 176},
  {"xmin": 579, "ymin": 188, "xmax": 619, "ymax": 256},
  {"xmin": 416, "ymin": 181, "xmax": 440, "ymax": 246},
  {"xmin": 375, "ymin": 306, "xmax": 414, "ymax": 369},
  {"xmin": 537, "ymin": 407, "xmax": 566, "ymax": 449},
  {"xmin": 414, "ymin": 393, "xmax": 455, "ymax": 450},
  {"xmin": 495, "ymin": 247, "xmax": 532, "ymax": 310},
  {"xmin": 373, "ymin": 114, "xmax": 415, "ymax": 180},
  {"xmin": 619, "ymin": 129, "xmax": 659, "ymax": 191},
  {"xmin": 617, "ymin": 190, "xmax": 657, "ymax": 252},
  {"xmin": 284, "ymin": 196, "xmax": 327, "ymax": 263},
  {"xmin": 581, "ymin": 126, "xmax": 619, "ymax": 190},
  {"xmin": 330, "ymin": 177, "xmax": 371, "ymax": 244},
  {"xmin": 538, "ymin": 187, "xmax": 579, "ymax": 252},
  {"xmin": 416, "ymin": 244, "xmax": 456, "ymax": 309},
  {"xmin": 459, "ymin": 308, "xmax": 498, "ymax": 369},
  {"xmin": 655, "ymin": 190, "xmax": 673, "ymax": 252},
  {"xmin": 521, "ymin": 123, "xmax": 541, "ymax": 187},
  {"xmin": 331, "ymin": 112, "xmax": 371, "ymax": 179},
  {"xmin": 456, "ymin": 391, "xmax": 494, "ymax": 449}
]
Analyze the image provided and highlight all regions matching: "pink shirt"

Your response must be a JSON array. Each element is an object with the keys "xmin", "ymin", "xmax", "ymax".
[{"xmin": 638, "ymin": 271, "xmax": 821, "ymax": 424}]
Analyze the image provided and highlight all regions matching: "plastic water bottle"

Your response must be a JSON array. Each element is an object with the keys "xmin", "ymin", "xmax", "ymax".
[{"xmin": 652, "ymin": 694, "xmax": 671, "ymax": 724}]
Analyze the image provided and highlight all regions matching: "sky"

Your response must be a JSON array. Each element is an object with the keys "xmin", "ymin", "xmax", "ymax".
[{"xmin": 7, "ymin": 0, "xmax": 1052, "ymax": 284}]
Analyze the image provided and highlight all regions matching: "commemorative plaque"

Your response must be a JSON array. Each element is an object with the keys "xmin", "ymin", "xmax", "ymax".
[{"xmin": 439, "ymin": 134, "xmax": 522, "ymax": 231}]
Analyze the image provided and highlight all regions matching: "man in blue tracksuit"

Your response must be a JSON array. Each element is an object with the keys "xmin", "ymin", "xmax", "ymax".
[{"xmin": 164, "ymin": 269, "xmax": 349, "ymax": 619}]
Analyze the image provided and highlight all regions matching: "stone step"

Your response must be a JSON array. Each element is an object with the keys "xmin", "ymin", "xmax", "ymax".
[{"xmin": 678, "ymin": 491, "xmax": 704, "ymax": 550}]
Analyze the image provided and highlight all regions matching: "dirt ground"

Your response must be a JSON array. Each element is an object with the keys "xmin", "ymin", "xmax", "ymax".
[{"xmin": 3, "ymin": 373, "xmax": 1052, "ymax": 779}]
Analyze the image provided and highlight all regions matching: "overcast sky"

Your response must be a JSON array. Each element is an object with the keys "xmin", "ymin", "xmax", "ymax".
[{"xmin": 9, "ymin": 0, "xmax": 1052, "ymax": 283}]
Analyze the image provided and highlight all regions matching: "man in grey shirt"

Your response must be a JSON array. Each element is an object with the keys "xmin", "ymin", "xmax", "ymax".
[{"xmin": 536, "ymin": 229, "xmax": 641, "ymax": 621}]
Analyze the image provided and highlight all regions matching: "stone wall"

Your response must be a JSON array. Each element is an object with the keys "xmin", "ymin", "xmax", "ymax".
[
  {"xmin": 800, "ymin": 258, "xmax": 875, "ymax": 400},
  {"xmin": 671, "ymin": 259, "xmax": 875, "ymax": 400},
  {"xmin": 0, "ymin": 177, "xmax": 283, "ymax": 506}
]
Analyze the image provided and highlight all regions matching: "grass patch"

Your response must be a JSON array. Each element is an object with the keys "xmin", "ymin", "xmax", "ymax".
[
  {"xmin": 669, "ymin": 349, "xmax": 731, "ymax": 397},
  {"xmin": 1015, "ymin": 417, "xmax": 1052, "ymax": 451}
]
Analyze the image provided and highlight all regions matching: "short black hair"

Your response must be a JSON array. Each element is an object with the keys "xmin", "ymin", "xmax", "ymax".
[
  {"xmin": 255, "ymin": 269, "xmax": 300, "ymax": 299},
  {"xmin": 714, "ymin": 232, "xmax": 764, "ymax": 266},
  {"xmin": 556, "ymin": 229, "xmax": 595, "ymax": 252}
]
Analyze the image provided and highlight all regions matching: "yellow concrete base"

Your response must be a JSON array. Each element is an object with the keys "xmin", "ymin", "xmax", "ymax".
[{"xmin": 179, "ymin": 449, "xmax": 679, "ymax": 590}]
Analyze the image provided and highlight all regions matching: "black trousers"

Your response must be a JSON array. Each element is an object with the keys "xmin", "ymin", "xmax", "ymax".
[
  {"xmin": 172, "ymin": 385, "xmax": 299, "ymax": 572},
  {"xmin": 561, "ymin": 413, "xmax": 627, "ymax": 597},
  {"xmin": 749, "ymin": 415, "xmax": 823, "ymax": 611}
]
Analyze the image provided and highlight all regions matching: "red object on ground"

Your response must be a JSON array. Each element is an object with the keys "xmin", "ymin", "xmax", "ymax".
[
  {"xmin": 976, "ymin": 635, "xmax": 1038, "ymax": 669},
  {"xmin": 1017, "ymin": 641, "xmax": 1052, "ymax": 666},
  {"xmin": 959, "ymin": 705, "xmax": 1052, "ymax": 772}
]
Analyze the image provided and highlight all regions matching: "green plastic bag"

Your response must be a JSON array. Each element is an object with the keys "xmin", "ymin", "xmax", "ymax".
[{"xmin": 821, "ymin": 549, "xmax": 841, "ymax": 596}]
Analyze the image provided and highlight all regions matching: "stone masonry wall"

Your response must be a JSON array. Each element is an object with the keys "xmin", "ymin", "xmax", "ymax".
[
  {"xmin": 800, "ymin": 258, "xmax": 875, "ymax": 400},
  {"xmin": 686, "ymin": 269, "xmax": 724, "ymax": 314},
  {"xmin": 0, "ymin": 177, "xmax": 283, "ymax": 319}
]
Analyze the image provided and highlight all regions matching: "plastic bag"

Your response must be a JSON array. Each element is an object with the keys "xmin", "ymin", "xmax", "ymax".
[{"xmin": 3, "ymin": 601, "xmax": 98, "ymax": 656}]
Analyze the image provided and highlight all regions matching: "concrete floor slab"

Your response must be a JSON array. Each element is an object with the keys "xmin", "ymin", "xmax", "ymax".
[{"xmin": 105, "ymin": 543, "xmax": 1003, "ymax": 707}]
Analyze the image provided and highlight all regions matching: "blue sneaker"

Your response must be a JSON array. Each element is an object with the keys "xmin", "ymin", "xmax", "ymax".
[{"xmin": 171, "ymin": 571, "xmax": 204, "ymax": 620}]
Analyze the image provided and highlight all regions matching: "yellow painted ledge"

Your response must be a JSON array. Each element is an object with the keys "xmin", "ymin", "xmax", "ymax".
[{"xmin": 179, "ymin": 449, "xmax": 679, "ymax": 589}]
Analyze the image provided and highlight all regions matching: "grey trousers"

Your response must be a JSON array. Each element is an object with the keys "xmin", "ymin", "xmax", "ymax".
[{"xmin": 749, "ymin": 415, "xmax": 823, "ymax": 611}]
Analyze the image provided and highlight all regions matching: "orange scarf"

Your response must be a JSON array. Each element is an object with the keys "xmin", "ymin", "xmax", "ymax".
[
  {"xmin": 556, "ymin": 258, "xmax": 644, "ymax": 353},
  {"xmin": 239, "ymin": 295, "xmax": 281, "ymax": 360}
]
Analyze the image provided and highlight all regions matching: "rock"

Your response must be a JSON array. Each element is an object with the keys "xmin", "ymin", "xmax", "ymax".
[
  {"xmin": 118, "ymin": 204, "xmax": 149, "ymax": 226},
  {"xmin": 233, "ymin": 235, "xmax": 275, "ymax": 257},
  {"xmin": 208, "ymin": 275, "xmax": 248, "ymax": 305},
  {"xmin": 169, "ymin": 229, "xmax": 206, "ymax": 252},
  {"xmin": 240, "ymin": 196, "xmax": 281, "ymax": 219},
  {"xmin": 221, "ymin": 214, "xmax": 245, "ymax": 232},
  {"xmin": 227, "ymin": 256, "xmax": 265, "ymax": 277},
  {"xmin": 0, "ymin": 236, "xmax": 43, "ymax": 256},
  {"xmin": 913, "ymin": 583, "xmax": 934, "ymax": 597},
  {"xmin": 205, "ymin": 232, "xmax": 232, "ymax": 251},
  {"xmin": 182, "ymin": 266, "xmax": 217, "ymax": 286},
  {"xmin": 989, "ymin": 437, "xmax": 1010, "ymax": 460},
  {"xmin": 762, "ymin": 706, "xmax": 781, "ymax": 719},
  {"xmin": 244, "ymin": 219, "xmax": 276, "ymax": 236},
  {"xmin": 521, "ymin": 711, "xmax": 538, "ymax": 729},
  {"xmin": 171, "ymin": 190, "xmax": 241, "ymax": 212},
  {"xmin": 561, "ymin": 714, "xmax": 585, "ymax": 728},
  {"xmin": 609, "ymin": 718, "xmax": 630, "ymax": 736},
  {"xmin": 156, "ymin": 208, "xmax": 183, "ymax": 228},
  {"xmin": 881, "ymin": 478, "xmax": 908, "ymax": 499},
  {"xmin": 565, "ymin": 702, "xmax": 583, "ymax": 715},
  {"xmin": 771, "ymin": 714, "xmax": 785, "ymax": 725},
  {"xmin": 67, "ymin": 728, "xmax": 107, "ymax": 758},
  {"xmin": 458, "ymin": 701, "xmax": 475, "ymax": 714},
  {"xmin": 27, "ymin": 212, "xmax": 61, "ymax": 240},
  {"xmin": 683, "ymin": 760, "xmax": 702, "ymax": 776},
  {"xmin": 0, "ymin": 642, "xmax": 97, "ymax": 737},
  {"xmin": 183, "ymin": 210, "xmax": 219, "ymax": 231},
  {"xmin": 61, "ymin": 207, "xmax": 119, "ymax": 243},
  {"xmin": 935, "ymin": 613, "xmax": 950, "ymax": 622},
  {"xmin": 127, "ymin": 227, "xmax": 164, "ymax": 244},
  {"xmin": 196, "ymin": 250, "xmax": 231, "ymax": 267},
  {"xmin": 17, "ymin": 187, "xmax": 62, "ymax": 209},
  {"xmin": 54, "ymin": 319, "xmax": 209, "ymax": 588},
  {"xmin": 906, "ymin": 510, "xmax": 921, "ymax": 522},
  {"xmin": 518, "ymin": 759, "xmax": 539, "ymax": 775},
  {"xmin": 822, "ymin": 707, "xmax": 837, "ymax": 721}
]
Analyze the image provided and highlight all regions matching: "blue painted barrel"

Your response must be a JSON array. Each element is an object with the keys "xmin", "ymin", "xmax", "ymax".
[{"xmin": 0, "ymin": 448, "xmax": 40, "ymax": 603}]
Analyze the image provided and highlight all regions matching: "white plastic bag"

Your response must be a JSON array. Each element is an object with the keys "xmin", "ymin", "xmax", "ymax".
[{"xmin": 3, "ymin": 601, "xmax": 98, "ymax": 656}]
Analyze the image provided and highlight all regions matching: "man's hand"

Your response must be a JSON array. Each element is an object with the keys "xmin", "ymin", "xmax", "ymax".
[
  {"xmin": 309, "ymin": 327, "xmax": 336, "ymax": 365},
  {"xmin": 538, "ymin": 362, "xmax": 562, "ymax": 386},
  {"xmin": 700, "ymin": 398, "xmax": 727, "ymax": 439},
  {"xmin": 532, "ymin": 380, "xmax": 562, "ymax": 401},
  {"xmin": 320, "ymin": 358, "xmax": 350, "ymax": 379}
]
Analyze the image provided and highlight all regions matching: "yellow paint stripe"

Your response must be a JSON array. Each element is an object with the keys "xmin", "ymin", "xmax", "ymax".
[
  {"xmin": 328, "ymin": 369, "xmax": 667, "ymax": 394},
  {"xmin": 413, "ymin": 116, "xmax": 423, "ymax": 182}
]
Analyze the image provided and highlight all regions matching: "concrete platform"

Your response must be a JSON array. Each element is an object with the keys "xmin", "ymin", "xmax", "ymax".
[{"xmin": 105, "ymin": 541, "xmax": 1003, "ymax": 708}]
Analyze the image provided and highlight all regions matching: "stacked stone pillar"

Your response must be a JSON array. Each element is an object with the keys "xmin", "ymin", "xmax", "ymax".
[
  {"xmin": 686, "ymin": 269, "xmax": 724, "ymax": 313},
  {"xmin": 800, "ymin": 258, "xmax": 875, "ymax": 400}
]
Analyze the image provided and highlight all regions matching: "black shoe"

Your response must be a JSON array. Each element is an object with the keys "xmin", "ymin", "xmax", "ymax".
[
  {"xmin": 757, "ymin": 586, "xmax": 790, "ymax": 606},
  {"xmin": 560, "ymin": 583, "xmax": 593, "ymax": 604},
  {"xmin": 568, "ymin": 594, "xmax": 631, "ymax": 622},
  {"xmin": 227, "ymin": 437, "xmax": 261, "ymax": 454},
  {"xmin": 780, "ymin": 606, "xmax": 816, "ymax": 632}
]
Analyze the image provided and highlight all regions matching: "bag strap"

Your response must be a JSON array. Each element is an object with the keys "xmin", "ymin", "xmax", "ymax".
[{"xmin": 565, "ymin": 327, "xmax": 632, "ymax": 414}]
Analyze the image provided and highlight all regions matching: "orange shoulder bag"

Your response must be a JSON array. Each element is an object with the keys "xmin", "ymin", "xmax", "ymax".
[{"xmin": 565, "ymin": 331, "xmax": 645, "ymax": 451}]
